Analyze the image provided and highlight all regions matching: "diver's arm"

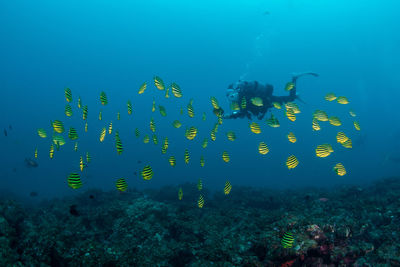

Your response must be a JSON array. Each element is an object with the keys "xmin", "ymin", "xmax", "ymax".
[
  {"xmin": 223, "ymin": 110, "xmax": 247, "ymax": 119},
  {"xmin": 223, "ymin": 112, "xmax": 238, "ymax": 119}
]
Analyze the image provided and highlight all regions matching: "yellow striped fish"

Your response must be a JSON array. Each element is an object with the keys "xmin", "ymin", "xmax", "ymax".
[
  {"xmin": 52, "ymin": 120, "xmax": 64, "ymax": 133},
  {"xmin": 197, "ymin": 178, "xmax": 202, "ymax": 191},
  {"xmin": 185, "ymin": 126, "xmax": 197, "ymax": 140},
  {"xmin": 222, "ymin": 151, "xmax": 230, "ymax": 163},
  {"xmin": 286, "ymin": 155, "xmax": 299, "ymax": 169},
  {"xmin": 80, "ymin": 156, "xmax": 84, "ymax": 171},
  {"xmin": 86, "ymin": 151, "xmax": 91, "ymax": 163},
  {"xmin": 178, "ymin": 188, "xmax": 183, "ymax": 200},
  {"xmin": 241, "ymin": 96, "xmax": 247, "ymax": 110},
  {"xmin": 210, "ymin": 97, "xmax": 219, "ymax": 109},
  {"xmin": 171, "ymin": 82, "xmax": 182, "ymax": 98},
  {"xmin": 230, "ymin": 101, "xmax": 240, "ymax": 111},
  {"xmin": 325, "ymin": 93, "xmax": 337, "ymax": 101},
  {"xmin": 285, "ymin": 102, "xmax": 300, "ymax": 114},
  {"xmin": 336, "ymin": 132, "xmax": 348, "ymax": 144},
  {"xmin": 354, "ymin": 121, "xmax": 361, "ymax": 131},
  {"xmin": 150, "ymin": 118, "xmax": 156, "ymax": 132},
  {"xmin": 115, "ymin": 133, "xmax": 123, "ymax": 155},
  {"xmin": 154, "ymin": 76, "xmax": 165, "ymax": 90},
  {"xmin": 187, "ymin": 103, "xmax": 195, "ymax": 118},
  {"xmin": 333, "ymin": 163, "xmax": 346, "ymax": 176},
  {"xmin": 287, "ymin": 132, "xmax": 296, "ymax": 143},
  {"xmin": 202, "ymin": 138, "xmax": 208, "ymax": 148},
  {"xmin": 127, "ymin": 101, "xmax": 132, "ymax": 115},
  {"xmin": 68, "ymin": 127, "xmax": 78, "ymax": 140},
  {"xmin": 142, "ymin": 165, "xmax": 153, "ymax": 180},
  {"xmin": 285, "ymin": 82, "xmax": 295, "ymax": 91},
  {"xmin": 37, "ymin": 128, "xmax": 47, "ymax": 138},
  {"xmin": 68, "ymin": 173, "xmax": 82, "ymax": 189},
  {"xmin": 316, "ymin": 144, "xmax": 333, "ymax": 158},
  {"xmin": 313, "ymin": 110, "xmax": 329, "ymax": 122},
  {"xmin": 329, "ymin": 116, "xmax": 342, "ymax": 126},
  {"xmin": 143, "ymin": 134, "xmax": 150, "ymax": 143},
  {"xmin": 184, "ymin": 149, "xmax": 190, "ymax": 164},
  {"xmin": 250, "ymin": 97, "xmax": 263, "ymax": 107},
  {"xmin": 210, "ymin": 130, "xmax": 216, "ymax": 141},
  {"xmin": 224, "ymin": 181, "xmax": 232, "ymax": 195},
  {"xmin": 250, "ymin": 122, "xmax": 261, "ymax": 134},
  {"xmin": 286, "ymin": 109, "xmax": 296, "ymax": 122},
  {"xmin": 226, "ymin": 131, "xmax": 236, "ymax": 141},
  {"xmin": 266, "ymin": 114, "xmax": 280, "ymax": 128},
  {"xmin": 152, "ymin": 134, "xmax": 158, "ymax": 145},
  {"xmin": 165, "ymin": 86, "xmax": 170, "ymax": 98},
  {"xmin": 65, "ymin": 88, "xmax": 72, "ymax": 102},
  {"xmin": 341, "ymin": 138, "xmax": 352, "ymax": 148},
  {"xmin": 116, "ymin": 178, "xmax": 128, "ymax": 192},
  {"xmin": 162, "ymin": 137, "xmax": 169, "ymax": 150},
  {"xmin": 213, "ymin": 122, "xmax": 219, "ymax": 133},
  {"xmin": 200, "ymin": 156, "xmax": 205, "ymax": 167},
  {"xmin": 172, "ymin": 120, "xmax": 182, "ymax": 128},
  {"xmin": 100, "ymin": 127, "xmax": 106, "ymax": 142},
  {"xmin": 82, "ymin": 105, "xmax": 88, "ymax": 120},
  {"xmin": 218, "ymin": 115, "xmax": 223, "ymax": 125},
  {"xmin": 65, "ymin": 104, "xmax": 73, "ymax": 117},
  {"xmin": 258, "ymin": 142, "xmax": 269, "ymax": 155},
  {"xmin": 100, "ymin": 91, "xmax": 108, "ymax": 105},
  {"xmin": 52, "ymin": 135, "xmax": 66, "ymax": 146},
  {"xmin": 169, "ymin": 156, "xmax": 176, "ymax": 167},
  {"xmin": 337, "ymin": 96, "xmax": 349, "ymax": 104},
  {"xmin": 49, "ymin": 144, "xmax": 54, "ymax": 159},
  {"xmin": 272, "ymin": 102, "xmax": 281, "ymax": 109},
  {"xmin": 198, "ymin": 194, "xmax": 204, "ymax": 208},
  {"xmin": 138, "ymin": 82, "xmax": 147, "ymax": 94},
  {"xmin": 312, "ymin": 119, "xmax": 321, "ymax": 131}
]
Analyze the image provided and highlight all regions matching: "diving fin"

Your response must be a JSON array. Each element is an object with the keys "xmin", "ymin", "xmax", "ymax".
[
  {"xmin": 296, "ymin": 94, "xmax": 307, "ymax": 105},
  {"xmin": 292, "ymin": 72, "xmax": 319, "ymax": 79}
]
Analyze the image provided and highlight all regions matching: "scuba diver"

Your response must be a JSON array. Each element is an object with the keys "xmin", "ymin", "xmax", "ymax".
[{"xmin": 222, "ymin": 72, "xmax": 319, "ymax": 120}]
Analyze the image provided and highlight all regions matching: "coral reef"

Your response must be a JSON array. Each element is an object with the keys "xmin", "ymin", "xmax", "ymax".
[{"xmin": 1, "ymin": 177, "xmax": 400, "ymax": 266}]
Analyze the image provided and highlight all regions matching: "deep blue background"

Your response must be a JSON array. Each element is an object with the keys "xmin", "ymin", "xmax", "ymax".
[{"xmin": 1, "ymin": 0, "xmax": 399, "ymax": 199}]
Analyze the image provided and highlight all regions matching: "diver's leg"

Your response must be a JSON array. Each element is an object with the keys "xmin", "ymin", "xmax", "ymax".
[
  {"xmin": 289, "ymin": 72, "xmax": 320, "ymax": 98},
  {"xmin": 292, "ymin": 72, "xmax": 319, "ymax": 83}
]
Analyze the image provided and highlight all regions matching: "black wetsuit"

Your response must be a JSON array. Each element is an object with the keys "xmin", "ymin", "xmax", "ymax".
[
  {"xmin": 225, "ymin": 79, "xmax": 296, "ymax": 120},
  {"xmin": 224, "ymin": 73, "xmax": 317, "ymax": 120}
]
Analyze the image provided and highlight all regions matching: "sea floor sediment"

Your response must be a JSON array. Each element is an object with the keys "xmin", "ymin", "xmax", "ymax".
[{"xmin": 1, "ymin": 177, "xmax": 400, "ymax": 266}]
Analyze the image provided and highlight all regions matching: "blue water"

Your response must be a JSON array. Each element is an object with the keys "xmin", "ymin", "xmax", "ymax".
[{"xmin": 1, "ymin": 0, "xmax": 399, "ymax": 199}]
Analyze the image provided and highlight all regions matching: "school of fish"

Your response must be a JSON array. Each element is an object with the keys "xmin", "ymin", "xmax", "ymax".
[{"xmin": 33, "ymin": 78, "xmax": 361, "ymax": 209}]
